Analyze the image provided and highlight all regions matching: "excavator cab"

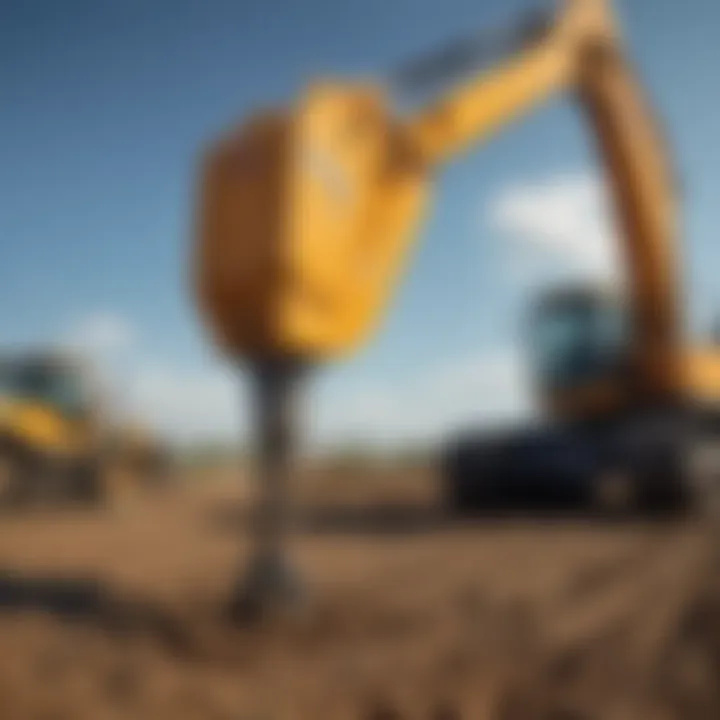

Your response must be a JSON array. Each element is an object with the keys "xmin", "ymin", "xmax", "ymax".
[
  {"xmin": 445, "ymin": 284, "xmax": 698, "ymax": 515},
  {"xmin": 0, "ymin": 353, "xmax": 97, "ymax": 448},
  {"xmin": 0, "ymin": 355, "xmax": 94, "ymax": 420},
  {"xmin": 0, "ymin": 352, "xmax": 176, "ymax": 507},
  {"xmin": 529, "ymin": 286, "xmax": 632, "ymax": 420},
  {"xmin": 0, "ymin": 353, "xmax": 104, "ymax": 506}
]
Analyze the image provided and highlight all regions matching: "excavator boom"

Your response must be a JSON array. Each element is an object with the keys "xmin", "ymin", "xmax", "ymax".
[
  {"xmin": 197, "ymin": 0, "xmax": 687, "ymax": 406},
  {"xmin": 403, "ymin": 0, "xmax": 681, "ymax": 402}
]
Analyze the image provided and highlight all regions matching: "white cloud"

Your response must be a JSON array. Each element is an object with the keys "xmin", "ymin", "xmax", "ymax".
[
  {"xmin": 489, "ymin": 172, "xmax": 621, "ymax": 284},
  {"xmin": 57, "ymin": 313, "xmax": 242, "ymax": 444},
  {"xmin": 310, "ymin": 349, "xmax": 534, "ymax": 449},
  {"xmin": 125, "ymin": 362, "xmax": 243, "ymax": 444},
  {"xmin": 63, "ymin": 312, "xmax": 135, "ymax": 356}
]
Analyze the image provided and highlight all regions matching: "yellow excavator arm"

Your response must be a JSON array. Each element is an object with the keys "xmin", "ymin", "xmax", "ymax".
[
  {"xmin": 403, "ymin": 0, "xmax": 682, "ymax": 399},
  {"xmin": 403, "ymin": 0, "xmax": 596, "ymax": 164},
  {"xmin": 196, "ymin": 0, "xmax": 706, "ymax": 402}
]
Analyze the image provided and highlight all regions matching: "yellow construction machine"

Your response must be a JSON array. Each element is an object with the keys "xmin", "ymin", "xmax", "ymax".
[
  {"xmin": 0, "ymin": 350, "xmax": 172, "ymax": 507},
  {"xmin": 194, "ymin": 0, "xmax": 719, "ymax": 609}
]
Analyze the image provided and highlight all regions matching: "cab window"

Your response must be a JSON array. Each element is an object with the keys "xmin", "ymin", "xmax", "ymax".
[
  {"xmin": 531, "ymin": 298, "xmax": 628, "ymax": 390},
  {"xmin": 0, "ymin": 362, "xmax": 89, "ymax": 416}
]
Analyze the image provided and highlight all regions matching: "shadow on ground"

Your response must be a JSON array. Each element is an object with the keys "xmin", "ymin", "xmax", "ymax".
[
  {"xmin": 0, "ymin": 570, "xmax": 194, "ymax": 654},
  {"xmin": 209, "ymin": 498, "xmax": 678, "ymax": 538}
]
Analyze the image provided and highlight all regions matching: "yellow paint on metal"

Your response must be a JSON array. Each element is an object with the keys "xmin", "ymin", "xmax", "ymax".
[
  {"xmin": 196, "ymin": 87, "xmax": 427, "ymax": 358},
  {"xmin": 1, "ymin": 401, "xmax": 83, "ymax": 455},
  {"xmin": 683, "ymin": 351, "xmax": 720, "ymax": 404}
]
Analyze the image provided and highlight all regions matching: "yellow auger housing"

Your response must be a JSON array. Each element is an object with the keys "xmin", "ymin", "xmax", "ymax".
[{"xmin": 196, "ymin": 86, "xmax": 428, "ymax": 359}]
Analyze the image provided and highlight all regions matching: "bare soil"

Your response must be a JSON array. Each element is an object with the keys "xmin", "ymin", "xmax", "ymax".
[{"xmin": 0, "ymin": 466, "xmax": 719, "ymax": 719}]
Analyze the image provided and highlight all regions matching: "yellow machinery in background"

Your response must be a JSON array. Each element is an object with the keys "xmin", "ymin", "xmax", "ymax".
[
  {"xmin": 195, "ymin": 0, "xmax": 720, "ymax": 612},
  {"xmin": 0, "ymin": 351, "xmax": 171, "ymax": 507}
]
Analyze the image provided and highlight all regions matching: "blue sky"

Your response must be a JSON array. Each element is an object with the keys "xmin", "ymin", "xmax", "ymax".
[{"xmin": 2, "ymin": 0, "xmax": 719, "ymax": 446}]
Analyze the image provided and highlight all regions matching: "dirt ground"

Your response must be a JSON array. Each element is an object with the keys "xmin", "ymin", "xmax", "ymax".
[{"xmin": 0, "ymin": 466, "xmax": 719, "ymax": 720}]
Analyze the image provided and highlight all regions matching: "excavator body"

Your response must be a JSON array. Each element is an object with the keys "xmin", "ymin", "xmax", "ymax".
[
  {"xmin": 195, "ymin": 0, "xmax": 720, "ymax": 531},
  {"xmin": 441, "ymin": 0, "xmax": 720, "ymax": 515},
  {"xmin": 446, "ymin": 286, "xmax": 720, "ymax": 515},
  {"xmin": 0, "ymin": 351, "xmax": 171, "ymax": 507}
]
